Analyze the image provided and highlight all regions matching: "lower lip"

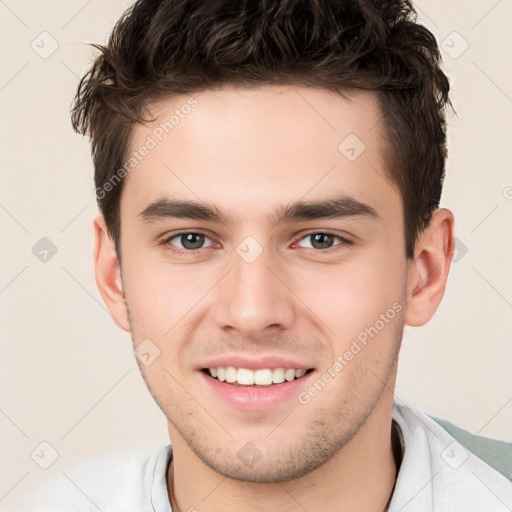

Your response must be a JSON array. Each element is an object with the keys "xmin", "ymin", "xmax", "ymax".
[{"xmin": 199, "ymin": 371, "xmax": 314, "ymax": 410}]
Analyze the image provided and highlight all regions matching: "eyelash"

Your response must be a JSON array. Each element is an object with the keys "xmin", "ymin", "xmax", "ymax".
[{"xmin": 159, "ymin": 230, "xmax": 352, "ymax": 256}]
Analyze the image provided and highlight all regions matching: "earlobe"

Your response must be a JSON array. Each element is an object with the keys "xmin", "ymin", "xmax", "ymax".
[
  {"xmin": 404, "ymin": 208, "xmax": 455, "ymax": 327},
  {"xmin": 93, "ymin": 214, "xmax": 131, "ymax": 332}
]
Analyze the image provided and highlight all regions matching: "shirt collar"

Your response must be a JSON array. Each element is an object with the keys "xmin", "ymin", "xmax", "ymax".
[
  {"xmin": 149, "ymin": 404, "xmax": 411, "ymax": 512},
  {"xmin": 151, "ymin": 444, "xmax": 173, "ymax": 512}
]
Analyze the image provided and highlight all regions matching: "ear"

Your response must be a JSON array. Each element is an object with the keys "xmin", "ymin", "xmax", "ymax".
[
  {"xmin": 404, "ymin": 208, "xmax": 455, "ymax": 327},
  {"xmin": 93, "ymin": 214, "xmax": 131, "ymax": 332}
]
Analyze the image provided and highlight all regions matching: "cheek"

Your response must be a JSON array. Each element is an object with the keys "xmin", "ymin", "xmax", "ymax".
[
  {"xmin": 122, "ymin": 254, "xmax": 216, "ymax": 337},
  {"xmin": 290, "ymin": 251, "xmax": 406, "ymax": 341}
]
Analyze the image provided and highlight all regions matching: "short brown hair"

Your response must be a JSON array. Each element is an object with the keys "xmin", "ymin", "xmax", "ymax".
[{"xmin": 71, "ymin": 0, "xmax": 450, "ymax": 261}]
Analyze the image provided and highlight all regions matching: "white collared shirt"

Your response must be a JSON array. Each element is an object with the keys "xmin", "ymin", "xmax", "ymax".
[{"xmin": 10, "ymin": 401, "xmax": 511, "ymax": 512}]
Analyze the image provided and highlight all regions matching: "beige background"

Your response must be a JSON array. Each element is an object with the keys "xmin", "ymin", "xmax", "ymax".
[{"xmin": 1, "ymin": 0, "xmax": 511, "ymax": 505}]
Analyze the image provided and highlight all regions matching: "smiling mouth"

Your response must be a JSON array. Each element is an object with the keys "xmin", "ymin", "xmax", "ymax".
[{"xmin": 202, "ymin": 367, "xmax": 314, "ymax": 387}]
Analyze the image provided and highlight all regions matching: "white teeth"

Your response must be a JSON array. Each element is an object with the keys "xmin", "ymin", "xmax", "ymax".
[
  {"xmin": 225, "ymin": 366, "xmax": 237, "ymax": 383},
  {"xmin": 207, "ymin": 366, "xmax": 309, "ymax": 386},
  {"xmin": 237, "ymin": 368, "xmax": 254, "ymax": 385},
  {"xmin": 272, "ymin": 367, "xmax": 285, "ymax": 384},
  {"xmin": 254, "ymin": 369, "xmax": 273, "ymax": 386},
  {"xmin": 284, "ymin": 369, "xmax": 296, "ymax": 381}
]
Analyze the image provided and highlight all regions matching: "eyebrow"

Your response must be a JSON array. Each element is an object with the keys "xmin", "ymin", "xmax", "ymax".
[{"xmin": 138, "ymin": 195, "xmax": 379, "ymax": 225}]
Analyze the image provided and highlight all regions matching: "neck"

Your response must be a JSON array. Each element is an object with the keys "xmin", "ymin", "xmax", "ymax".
[{"xmin": 167, "ymin": 392, "xmax": 398, "ymax": 512}]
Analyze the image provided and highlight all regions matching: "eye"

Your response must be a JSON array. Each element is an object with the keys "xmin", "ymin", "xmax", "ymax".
[
  {"xmin": 296, "ymin": 231, "xmax": 349, "ymax": 251},
  {"xmin": 162, "ymin": 232, "xmax": 214, "ymax": 253}
]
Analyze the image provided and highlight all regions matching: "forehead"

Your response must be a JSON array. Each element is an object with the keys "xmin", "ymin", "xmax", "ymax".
[{"xmin": 122, "ymin": 85, "xmax": 399, "ymax": 226}]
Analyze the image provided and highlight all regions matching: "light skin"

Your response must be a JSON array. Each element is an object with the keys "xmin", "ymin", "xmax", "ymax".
[{"xmin": 93, "ymin": 85, "xmax": 454, "ymax": 511}]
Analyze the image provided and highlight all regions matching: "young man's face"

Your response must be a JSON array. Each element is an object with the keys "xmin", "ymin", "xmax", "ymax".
[{"xmin": 98, "ymin": 86, "xmax": 437, "ymax": 482}]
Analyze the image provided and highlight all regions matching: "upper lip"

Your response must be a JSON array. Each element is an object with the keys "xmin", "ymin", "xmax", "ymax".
[{"xmin": 197, "ymin": 355, "xmax": 315, "ymax": 371}]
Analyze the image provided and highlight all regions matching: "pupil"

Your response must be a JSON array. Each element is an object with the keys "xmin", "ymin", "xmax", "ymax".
[
  {"xmin": 182, "ymin": 233, "xmax": 204, "ymax": 250},
  {"xmin": 312, "ymin": 233, "xmax": 333, "ymax": 249}
]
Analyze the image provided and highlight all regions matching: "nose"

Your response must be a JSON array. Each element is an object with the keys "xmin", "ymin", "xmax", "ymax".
[{"xmin": 212, "ymin": 246, "xmax": 295, "ymax": 339}]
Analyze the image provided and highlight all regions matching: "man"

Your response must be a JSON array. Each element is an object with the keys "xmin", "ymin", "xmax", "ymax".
[{"xmin": 19, "ymin": 0, "xmax": 512, "ymax": 511}]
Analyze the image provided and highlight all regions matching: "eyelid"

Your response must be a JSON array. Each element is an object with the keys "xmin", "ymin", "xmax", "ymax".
[
  {"xmin": 161, "ymin": 227, "xmax": 210, "ymax": 238},
  {"xmin": 159, "ymin": 229, "xmax": 214, "ymax": 254},
  {"xmin": 293, "ymin": 229, "xmax": 352, "ymax": 249},
  {"xmin": 160, "ymin": 229, "xmax": 352, "ymax": 256}
]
